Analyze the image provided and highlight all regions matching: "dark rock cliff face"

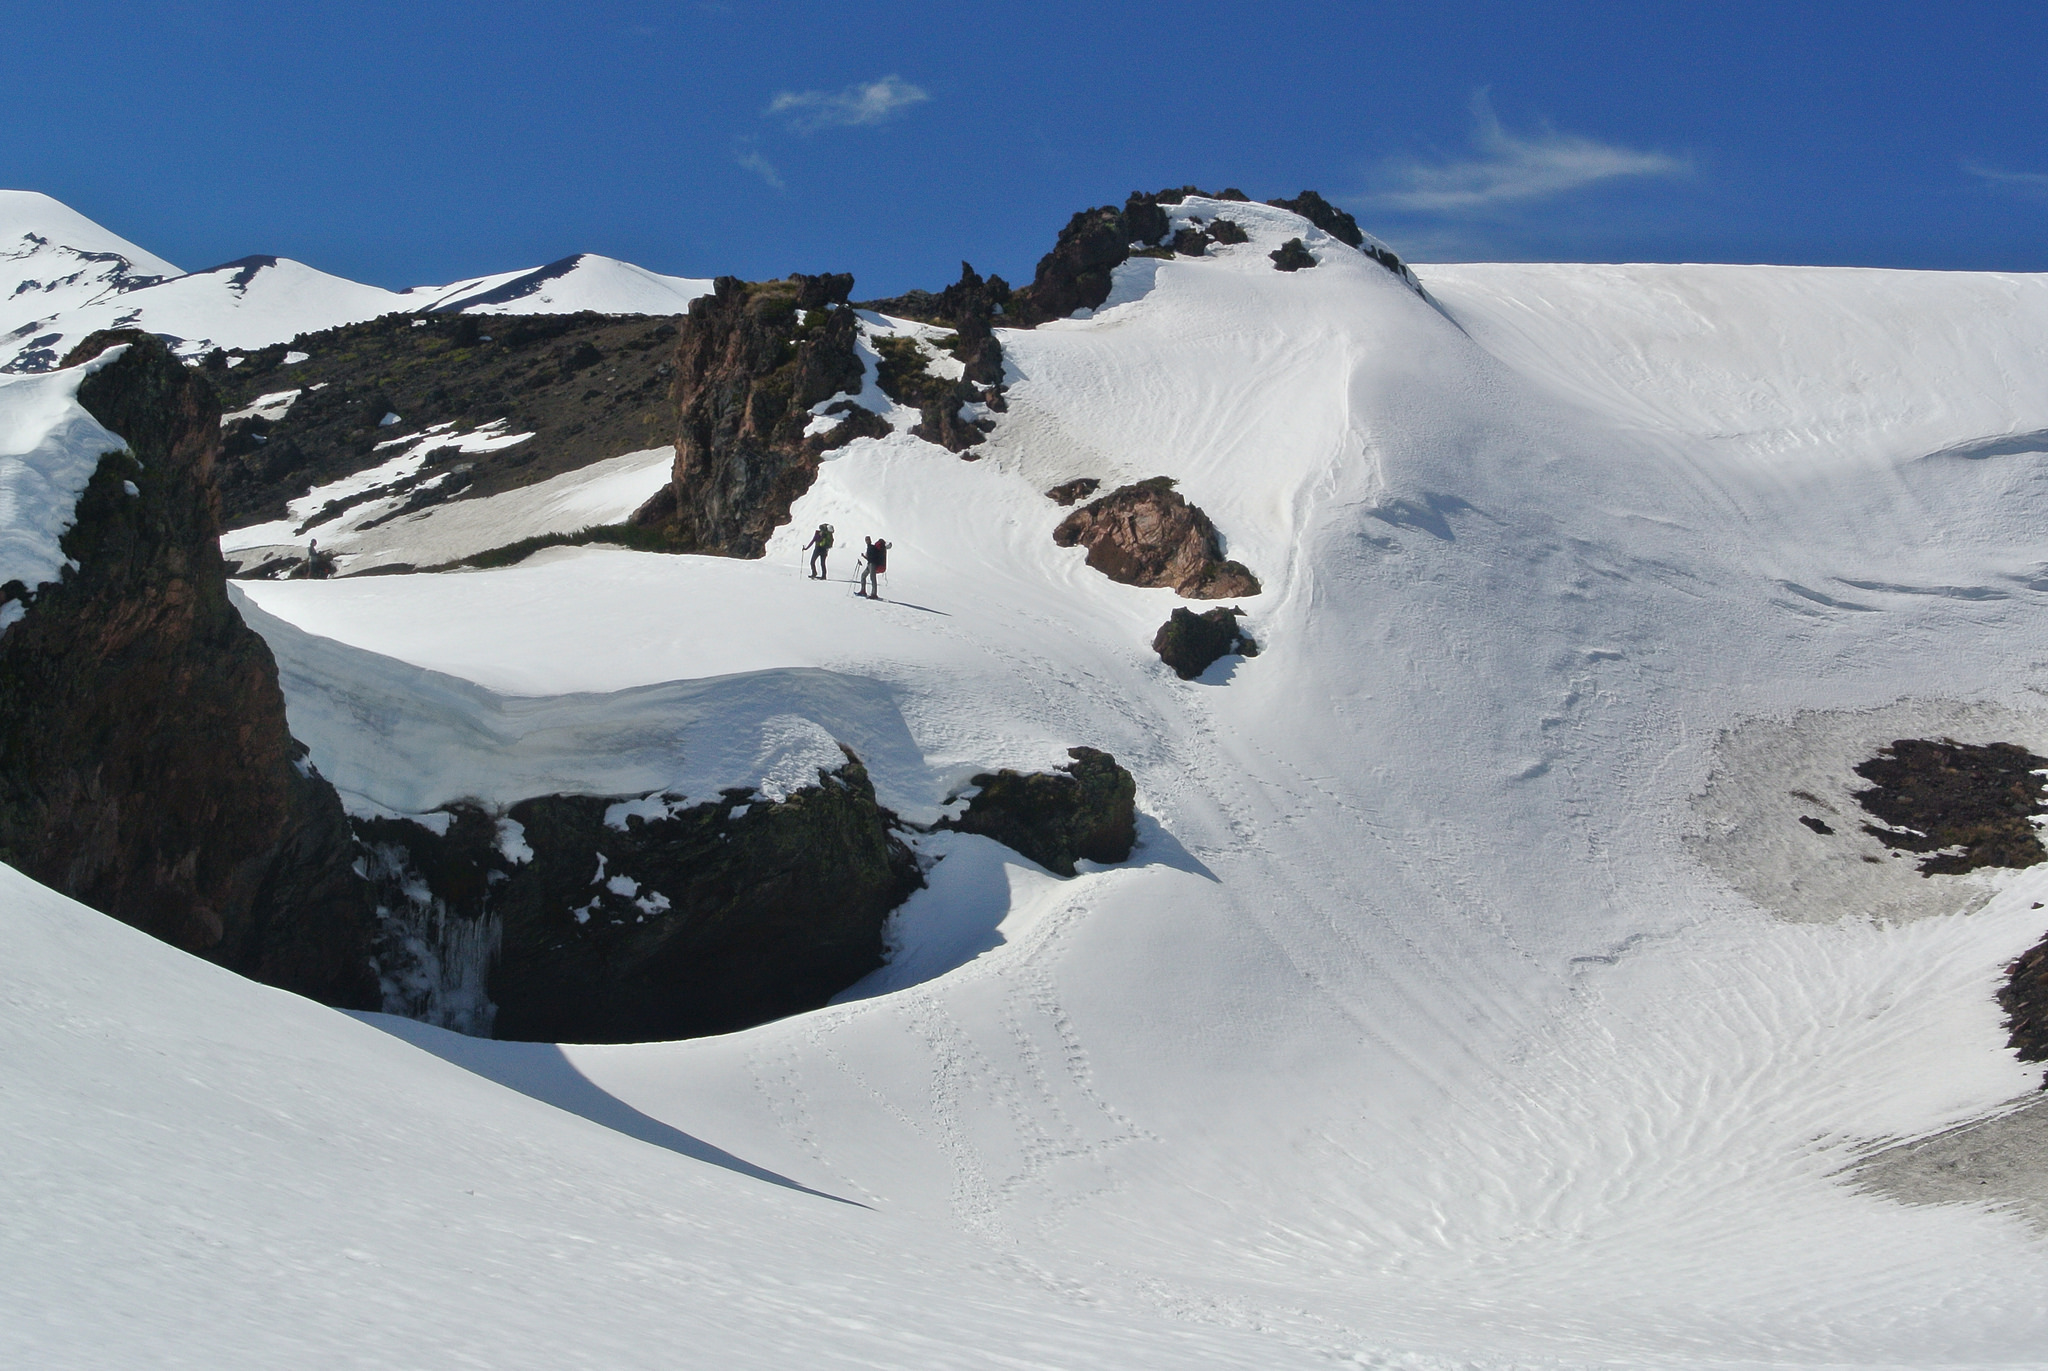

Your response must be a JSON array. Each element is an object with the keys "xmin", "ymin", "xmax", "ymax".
[
  {"xmin": 356, "ymin": 751, "xmax": 922, "ymax": 1043},
  {"xmin": 1053, "ymin": 477, "xmax": 1262, "ymax": 599},
  {"xmin": 939, "ymin": 748, "xmax": 1136, "ymax": 878},
  {"xmin": 0, "ymin": 331, "xmax": 378, "ymax": 1005},
  {"xmin": 653, "ymin": 274, "xmax": 878, "ymax": 557}
]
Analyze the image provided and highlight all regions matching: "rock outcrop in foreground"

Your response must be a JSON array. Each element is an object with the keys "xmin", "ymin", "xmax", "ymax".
[
  {"xmin": 357, "ymin": 750, "xmax": 922, "ymax": 1043},
  {"xmin": 642, "ymin": 273, "xmax": 883, "ymax": 557},
  {"xmin": 939, "ymin": 748, "xmax": 1136, "ymax": 878},
  {"xmin": 1053, "ymin": 477, "xmax": 1261, "ymax": 599},
  {"xmin": 0, "ymin": 332, "xmax": 378, "ymax": 1005}
]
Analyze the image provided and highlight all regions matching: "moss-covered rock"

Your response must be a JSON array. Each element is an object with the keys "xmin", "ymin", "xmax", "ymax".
[{"xmin": 939, "ymin": 748, "xmax": 1136, "ymax": 878}]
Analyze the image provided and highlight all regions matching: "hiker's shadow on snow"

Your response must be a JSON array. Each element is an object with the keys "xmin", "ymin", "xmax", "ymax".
[
  {"xmin": 879, "ymin": 599, "xmax": 951, "ymax": 616},
  {"xmin": 352, "ymin": 1012, "xmax": 867, "ymax": 1207}
]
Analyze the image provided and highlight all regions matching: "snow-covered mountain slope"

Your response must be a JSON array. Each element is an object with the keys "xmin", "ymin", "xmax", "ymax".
[
  {"xmin": 0, "ymin": 193, "xmax": 711, "ymax": 371},
  {"xmin": 12, "ymin": 192, "xmax": 2048, "ymax": 1368},
  {"xmin": 412, "ymin": 252, "xmax": 714, "ymax": 316}
]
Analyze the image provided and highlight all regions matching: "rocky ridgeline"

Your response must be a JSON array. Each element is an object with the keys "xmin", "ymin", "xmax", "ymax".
[
  {"xmin": 0, "ymin": 332, "xmax": 378, "ymax": 1005},
  {"xmin": 1053, "ymin": 476, "xmax": 1261, "ymax": 599}
]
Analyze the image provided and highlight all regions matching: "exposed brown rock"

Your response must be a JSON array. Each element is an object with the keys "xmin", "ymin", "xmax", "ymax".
[
  {"xmin": 1052, "ymin": 477, "xmax": 1262, "ymax": 599},
  {"xmin": 662, "ymin": 274, "xmax": 876, "ymax": 556},
  {"xmin": 0, "ymin": 331, "xmax": 377, "ymax": 1006},
  {"xmin": 1046, "ymin": 477, "xmax": 1101, "ymax": 506}
]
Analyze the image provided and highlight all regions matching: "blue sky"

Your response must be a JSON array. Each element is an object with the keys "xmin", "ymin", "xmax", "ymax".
[{"xmin": 7, "ymin": 1, "xmax": 2045, "ymax": 295}]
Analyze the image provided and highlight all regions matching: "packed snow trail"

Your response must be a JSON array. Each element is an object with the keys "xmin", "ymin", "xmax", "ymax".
[{"xmin": 11, "ymin": 197, "xmax": 2048, "ymax": 1366}]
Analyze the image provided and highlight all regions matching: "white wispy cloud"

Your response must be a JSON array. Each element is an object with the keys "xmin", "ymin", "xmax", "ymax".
[
  {"xmin": 735, "ymin": 147, "xmax": 785, "ymax": 191},
  {"xmin": 767, "ymin": 74, "xmax": 929, "ymax": 132},
  {"xmin": 1371, "ymin": 92, "xmax": 1685, "ymax": 213},
  {"xmin": 1966, "ymin": 161, "xmax": 2048, "ymax": 200}
]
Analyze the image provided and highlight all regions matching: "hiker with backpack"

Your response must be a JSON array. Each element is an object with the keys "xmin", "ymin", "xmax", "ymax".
[
  {"xmin": 804, "ymin": 523, "xmax": 834, "ymax": 579},
  {"xmin": 857, "ymin": 536, "xmax": 889, "ymax": 599}
]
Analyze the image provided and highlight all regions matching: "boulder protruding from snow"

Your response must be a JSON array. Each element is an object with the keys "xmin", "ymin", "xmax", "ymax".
[
  {"xmin": 1152, "ymin": 605, "xmax": 1259, "ymax": 680},
  {"xmin": 939, "ymin": 747, "xmax": 1136, "ymax": 878},
  {"xmin": 1053, "ymin": 476, "xmax": 1262, "ymax": 599},
  {"xmin": 1269, "ymin": 238, "xmax": 1317, "ymax": 272}
]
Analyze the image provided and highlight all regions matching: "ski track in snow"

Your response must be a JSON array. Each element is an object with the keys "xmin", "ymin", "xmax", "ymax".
[{"xmin": 8, "ymin": 195, "xmax": 2048, "ymax": 1367}]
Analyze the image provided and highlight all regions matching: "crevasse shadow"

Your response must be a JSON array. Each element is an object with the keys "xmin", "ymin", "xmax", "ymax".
[{"xmin": 351, "ymin": 1011, "xmax": 866, "ymax": 1207}]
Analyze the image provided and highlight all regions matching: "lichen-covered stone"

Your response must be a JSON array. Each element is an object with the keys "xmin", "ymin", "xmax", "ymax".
[
  {"xmin": 1152, "ymin": 605, "xmax": 1259, "ymax": 680},
  {"xmin": 1053, "ymin": 476, "xmax": 1261, "ymax": 599},
  {"xmin": 939, "ymin": 747, "xmax": 1136, "ymax": 878},
  {"xmin": 0, "ymin": 331, "xmax": 377, "ymax": 1006}
]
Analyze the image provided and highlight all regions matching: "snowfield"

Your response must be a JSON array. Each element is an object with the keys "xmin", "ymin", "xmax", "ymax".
[{"xmin": 8, "ymin": 193, "xmax": 2048, "ymax": 1367}]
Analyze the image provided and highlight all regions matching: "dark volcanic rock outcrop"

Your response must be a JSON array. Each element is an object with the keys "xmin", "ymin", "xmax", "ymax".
[
  {"xmin": 1053, "ymin": 477, "xmax": 1262, "ymax": 599},
  {"xmin": 655, "ymin": 274, "xmax": 879, "ymax": 556},
  {"xmin": 1851, "ymin": 738, "xmax": 2048, "ymax": 876},
  {"xmin": 1152, "ymin": 605, "xmax": 1259, "ymax": 680},
  {"xmin": 1265, "ymin": 190, "xmax": 1365, "ymax": 248},
  {"xmin": 357, "ymin": 750, "xmax": 922, "ymax": 1043},
  {"xmin": 939, "ymin": 748, "xmax": 1136, "ymax": 878},
  {"xmin": 0, "ymin": 331, "xmax": 377, "ymax": 1005},
  {"xmin": 2002, "ymin": 932, "xmax": 2048, "ymax": 1075},
  {"xmin": 1269, "ymin": 238, "xmax": 1317, "ymax": 272}
]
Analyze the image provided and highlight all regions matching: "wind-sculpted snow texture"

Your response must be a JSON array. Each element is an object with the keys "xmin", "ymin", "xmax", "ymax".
[{"xmin": 11, "ymin": 189, "xmax": 2048, "ymax": 1369}]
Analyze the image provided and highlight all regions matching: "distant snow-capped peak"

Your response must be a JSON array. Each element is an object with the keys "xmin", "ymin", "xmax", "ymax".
[{"xmin": 0, "ymin": 192, "xmax": 711, "ymax": 373}]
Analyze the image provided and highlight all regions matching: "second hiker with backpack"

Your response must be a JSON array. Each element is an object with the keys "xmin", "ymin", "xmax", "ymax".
[{"xmin": 858, "ymin": 536, "xmax": 889, "ymax": 599}]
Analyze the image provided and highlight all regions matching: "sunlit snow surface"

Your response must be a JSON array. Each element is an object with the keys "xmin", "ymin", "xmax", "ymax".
[{"xmin": 10, "ymin": 198, "xmax": 2048, "ymax": 1367}]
